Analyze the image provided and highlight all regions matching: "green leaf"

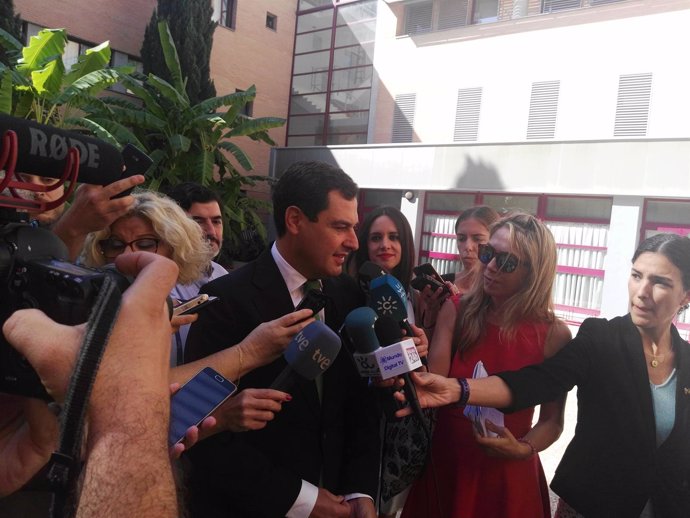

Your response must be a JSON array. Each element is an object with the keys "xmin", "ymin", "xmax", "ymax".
[
  {"xmin": 218, "ymin": 141, "xmax": 253, "ymax": 171},
  {"xmin": 169, "ymin": 133, "xmax": 192, "ymax": 153},
  {"xmin": 226, "ymin": 116, "xmax": 285, "ymax": 137},
  {"xmin": 0, "ymin": 27, "xmax": 23, "ymax": 56},
  {"xmin": 146, "ymin": 73, "xmax": 189, "ymax": 108},
  {"xmin": 102, "ymin": 104, "xmax": 167, "ymax": 131},
  {"xmin": 194, "ymin": 87, "xmax": 256, "ymax": 116},
  {"xmin": 0, "ymin": 69, "xmax": 12, "ymax": 114},
  {"xmin": 198, "ymin": 148, "xmax": 215, "ymax": 185},
  {"xmin": 118, "ymin": 75, "xmax": 166, "ymax": 119},
  {"xmin": 63, "ymin": 40, "xmax": 111, "ymax": 86},
  {"xmin": 67, "ymin": 116, "xmax": 146, "ymax": 150},
  {"xmin": 157, "ymin": 22, "xmax": 188, "ymax": 102},
  {"xmin": 54, "ymin": 68, "xmax": 123, "ymax": 105},
  {"xmin": 17, "ymin": 29, "xmax": 67, "ymax": 75},
  {"xmin": 31, "ymin": 56, "xmax": 65, "ymax": 96},
  {"xmin": 221, "ymin": 86, "xmax": 258, "ymax": 126}
]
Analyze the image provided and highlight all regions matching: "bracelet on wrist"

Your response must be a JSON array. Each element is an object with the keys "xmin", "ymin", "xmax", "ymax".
[
  {"xmin": 456, "ymin": 377, "xmax": 470, "ymax": 406},
  {"xmin": 517, "ymin": 437, "xmax": 537, "ymax": 457}
]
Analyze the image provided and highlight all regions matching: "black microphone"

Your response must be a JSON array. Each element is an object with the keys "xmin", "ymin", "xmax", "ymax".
[
  {"xmin": 270, "ymin": 321, "xmax": 341, "ymax": 392},
  {"xmin": 357, "ymin": 260, "xmax": 385, "ymax": 296},
  {"xmin": 375, "ymin": 316, "xmax": 429, "ymax": 438},
  {"xmin": 0, "ymin": 113, "xmax": 131, "ymax": 185},
  {"xmin": 343, "ymin": 307, "xmax": 405, "ymax": 418}
]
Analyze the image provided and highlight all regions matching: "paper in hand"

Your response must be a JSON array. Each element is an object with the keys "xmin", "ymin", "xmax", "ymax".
[{"xmin": 463, "ymin": 361, "xmax": 504, "ymax": 438}]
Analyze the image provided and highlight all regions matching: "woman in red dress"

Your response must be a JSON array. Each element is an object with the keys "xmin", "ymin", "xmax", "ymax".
[{"xmin": 402, "ymin": 212, "xmax": 572, "ymax": 518}]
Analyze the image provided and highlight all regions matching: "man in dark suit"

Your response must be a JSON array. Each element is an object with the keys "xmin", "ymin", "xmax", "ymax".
[{"xmin": 184, "ymin": 161, "xmax": 380, "ymax": 518}]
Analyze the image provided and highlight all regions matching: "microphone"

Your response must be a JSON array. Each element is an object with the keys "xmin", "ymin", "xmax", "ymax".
[
  {"xmin": 343, "ymin": 307, "xmax": 381, "ymax": 378},
  {"xmin": 369, "ymin": 273, "xmax": 415, "ymax": 338},
  {"xmin": 357, "ymin": 260, "xmax": 385, "ymax": 296},
  {"xmin": 270, "ymin": 321, "xmax": 341, "ymax": 392},
  {"xmin": 343, "ymin": 306, "xmax": 405, "ymax": 418},
  {"xmin": 375, "ymin": 316, "xmax": 429, "ymax": 438},
  {"xmin": 0, "ymin": 113, "xmax": 129, "ymax": 185}
]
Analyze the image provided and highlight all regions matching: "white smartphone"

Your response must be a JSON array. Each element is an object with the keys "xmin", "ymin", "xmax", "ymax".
[
  {"xmin": 168, "ymin": 367, "xmax": 237, "ymax": 447},
  {"xmin": 172, "ymin": 294, "xmax": 217, "ymax": 317}
]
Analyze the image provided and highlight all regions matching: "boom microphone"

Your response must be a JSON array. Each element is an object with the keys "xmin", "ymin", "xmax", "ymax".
[
  {"xmin": 357, "ymin": 260, "xmax": 385, "ymax": 296},
  {"xmin": 0, "ymin": 113, "xmax": 127, "ymax": 185},
  {"xmin": 270, "ymin": 321, "xmax": 341, "ymax": 392}
]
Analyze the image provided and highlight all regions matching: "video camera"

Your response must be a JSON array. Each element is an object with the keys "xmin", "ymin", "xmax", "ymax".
[{"xmin": 0, "ymin": 115, "xmax": 149, "ymax": 399}]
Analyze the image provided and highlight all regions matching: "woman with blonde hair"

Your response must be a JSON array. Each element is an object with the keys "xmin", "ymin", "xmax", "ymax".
[
  {"xmin": 82, "ymin": 190, "xmax": 213, "ymax": 285},
  {"xmin": 401, "ymin": 211, "xmax": 571, "ymax": 518}
]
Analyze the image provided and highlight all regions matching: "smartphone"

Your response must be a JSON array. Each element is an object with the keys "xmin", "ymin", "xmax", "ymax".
[
  {"xmin": 172, "ymin": 294, "xmax": 218, "ymax": 317},
  {"xmin": 295, "ymin": 289, "xmax": 328, "ymax": 316},
  {"xmin": 113, "ymin": 143, "xmax": 153, "ymax": 198},
  {"xmin": 168, "ymin": 367, "xmax": 237, "ymax": 447},
  {"xmin": 411, "ymin": 263, "xmax": 451, "ymax": 295}
]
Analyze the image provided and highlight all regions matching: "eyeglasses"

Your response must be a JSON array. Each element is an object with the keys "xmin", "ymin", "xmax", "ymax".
[
  {"xmin": 98, "ymin": 237, "xmax": 161, "ymax": 258},
  {"xmin": 478, "ymin": 244, "xmax": 521, "ymax": 273}
]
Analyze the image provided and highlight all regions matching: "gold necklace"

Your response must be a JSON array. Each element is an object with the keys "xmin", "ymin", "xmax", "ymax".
[{"xmin": 645, "ymin": 343, "xmax": 670, "ymax": 368}]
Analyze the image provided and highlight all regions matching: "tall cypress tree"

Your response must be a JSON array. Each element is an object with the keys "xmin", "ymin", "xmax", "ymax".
[
  {"xmin": 141, "ymin": 0, "xmax": 216, "ymax": 104},
  {"xmin": 0, "ymin": 0, "xmax": 22, "ymax": 65}
]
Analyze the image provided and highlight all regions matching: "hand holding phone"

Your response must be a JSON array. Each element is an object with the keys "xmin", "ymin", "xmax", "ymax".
[
  {"xmin": 172, "ymin": 294, "xmax": 218, "ymax": 317},
  {"xmin": 295, "ymin": 289, "xmax": 328, "ymax": 317},
  {"xmin": 411, "ymin": 263, "xmax": 451, "ymax": 295},
  {"xmin": 168, "ymin": 367, "xmax": 237, "ymax": 448}
]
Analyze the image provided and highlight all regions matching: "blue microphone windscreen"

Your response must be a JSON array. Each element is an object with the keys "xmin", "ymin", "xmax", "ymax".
[
  {"xmin": 369, "ymin": 274, "xmax": 408, "ymax": 321},
  {"xmin": 284, "ymin": 321, "xmax": 341, "ymax": 380},
  {"xmin": 343, "ymin": 307, "xmax": 379, "ymax": 353}
]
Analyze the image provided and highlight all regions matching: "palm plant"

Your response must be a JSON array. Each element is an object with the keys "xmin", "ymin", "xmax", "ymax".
[
  {"xmin": 75, "ymin": 22, "xmax": 284, "ymax": 257},
  {"xmin": 0, "ymin": 27, "xmax": 128, "ymax": 124}
]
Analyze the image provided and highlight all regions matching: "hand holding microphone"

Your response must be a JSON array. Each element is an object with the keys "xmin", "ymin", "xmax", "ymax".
[{"xmin": 270, "ymin": 321, "xmax": 341, "ymax": 392}]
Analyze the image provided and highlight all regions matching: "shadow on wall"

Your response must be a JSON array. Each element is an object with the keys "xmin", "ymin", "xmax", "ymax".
[{"xmin": 453, "ymin": 155, "xmax": 505, "ymax": 192}]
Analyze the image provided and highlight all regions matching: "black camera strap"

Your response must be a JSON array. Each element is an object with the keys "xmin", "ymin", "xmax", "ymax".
[{"xmin": 47, "ymin": 275, "xmax": 123, "ymax": 518}]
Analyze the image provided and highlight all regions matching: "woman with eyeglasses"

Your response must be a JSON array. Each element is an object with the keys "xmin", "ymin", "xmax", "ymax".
[
  {"xmin": 401, "ymin": 211, "xmax": 571, "ymax": 518},
  {"xmin": 396, "ymin": 232, "xmax": 690, "ymax": 518}
]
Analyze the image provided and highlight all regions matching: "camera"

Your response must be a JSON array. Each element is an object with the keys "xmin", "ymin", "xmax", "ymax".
[{"xmin": 0, "ymin": 214, "xmax": 130, "ymax": 399}]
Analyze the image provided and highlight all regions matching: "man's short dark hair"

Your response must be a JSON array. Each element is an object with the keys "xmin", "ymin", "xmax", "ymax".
[
  {"xmin": 165, "ymin": 182, "xmax": 222, "ymax": 212},
  {"xmin": 272, "ymin": 161, "xmax": 358, "ymax": 237}
]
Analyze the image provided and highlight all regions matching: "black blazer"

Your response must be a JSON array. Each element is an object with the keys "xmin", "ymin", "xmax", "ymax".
[
  {"xmin": 498, "ymin": 315, "xmax": 690, "ymax": 518},
  {"xmin": 183, "ymin": 249, "xmax": 380, "ymax": 518}
]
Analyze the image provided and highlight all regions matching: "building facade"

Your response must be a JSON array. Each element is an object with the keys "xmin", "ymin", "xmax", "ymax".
[{"xmin": 275, "ymin": 0, "xmax": 690, "ymax": 333}]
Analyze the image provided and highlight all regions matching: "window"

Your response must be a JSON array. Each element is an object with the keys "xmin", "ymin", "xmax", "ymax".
[
  {"xmin": 404, "ymin": 1, "xmax": 433, "ymax": 35},
  {"xmin": 219, "ymin": 0, "xmax": 236, "ymax": 29},
  {"xmin": 266, "ymin": 13, "xmax": 277, "ymax": 31},
  {"xmin": 542, "ymin": 0, "xmax": 581, "ymax": 13},
  {"xmin": 235, "ymin": 89, "xmax": 253, "ymax": 117}
]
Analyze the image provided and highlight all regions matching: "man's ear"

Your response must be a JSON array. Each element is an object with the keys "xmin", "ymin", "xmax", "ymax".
[{"xmin": 284, "ymin": 206, "xmax": 303, "ymax": 236}]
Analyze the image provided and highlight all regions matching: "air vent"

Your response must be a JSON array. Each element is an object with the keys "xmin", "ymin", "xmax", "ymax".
[
  {"xmin": 453, "ymin": 87, "xmax": 482, "ymax": 142},
  {"xmin": 392, "ymin": 93, "xmax": 416, "ymax": 143},
  {"xmin": 527, "ymin": 80, "xmax": 560, "ymax": 139},
  {"xmin": 614, "ymin": 73, "xmax": 652, "ymax": 137}
]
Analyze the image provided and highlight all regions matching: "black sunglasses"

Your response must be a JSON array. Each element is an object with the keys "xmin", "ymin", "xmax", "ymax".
[
  {"xmin": 98, "ymin": 237, "xmax": 161, "ymax": 258},
  {"xmin": 478, "ymin": 244, "xmax": 520, "ymax": 273}
]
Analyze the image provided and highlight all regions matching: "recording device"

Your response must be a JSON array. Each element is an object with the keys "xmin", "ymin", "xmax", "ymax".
[
  {"xmin": 172, "ymin": 294, "xmax": 218, "ymax": 317},
  {"xmin": 295, "ymin": 289, "xmax": 328, "ymax": 317},
  {"xmin": 0, "ymin": 115, "xmax": 148, "ymax": 399},
  {"xmin": 369, "ymin": 274, "xmax": 415, "ymax": 338},
  {"xmin": 270, "ymin": 321, "xmax": 341, "ymax": 392},
  {"xmin": 168, "ymin": 367, "xmax": 237, "ymax": 447},
  {"xmin": 411, "ymin": 263, "xmax": 451, "ymax": 295},
  {"xmin": 375, "ymin": 315, "xmax": 427, "ymax": 434},
  {"xmin": 0, "ymin": 224, "xmax": 131, "ymax": 399},
  {"xmin": 357, "ymin": 260, "xmax": 385, "ymax": 296},
  {"xmin": 342, "ymin": 306, "xmax": 403, "ymax": 417}
]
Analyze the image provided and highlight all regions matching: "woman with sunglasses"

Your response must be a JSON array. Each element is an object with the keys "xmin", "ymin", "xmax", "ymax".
[{"xmin": 401, "ymin": 211, "xmax": 571, "ymax": 518}]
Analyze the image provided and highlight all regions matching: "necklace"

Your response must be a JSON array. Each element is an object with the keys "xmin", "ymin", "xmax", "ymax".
[{"xmin": 645, "ymin": 343, "xmax": 670, "ymax": 368}]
